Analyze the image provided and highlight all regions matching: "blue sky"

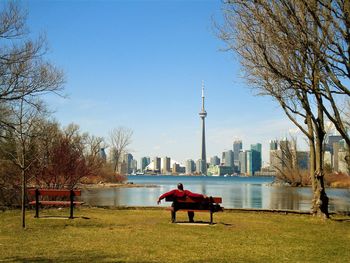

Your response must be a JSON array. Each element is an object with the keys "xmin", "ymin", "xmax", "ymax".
[{"xmin": 21, "ymin": 0, "xmax": 299, "ymax": 165}]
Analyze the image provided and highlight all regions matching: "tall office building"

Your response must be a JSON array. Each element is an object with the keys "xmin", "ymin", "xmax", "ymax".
[
  {"xmin": 185, "ymin": 159, "xmax": 195, "ymax": 175},
  {"xmin": 131, "ymin": 159, "xmax": 137, "ymax": 173},
  {"xmin": 246, "ymin": 150, "xmax": 252, "ymax": 176},
  {"xmin": 123, "ymin": 153, "xmax": 134, "ymax": 174},
  {"xmin": 269, "ymin": 140, "xmax": 281, "ymax": 171},
  {"xmin": 325, "ymin": 135, "xmax": 343, "ymax": 155},
  {"xmin": 233, "ymin": 140, "xmax": 242, "ymax": 168},
  {"xmin": 270, "ymin": 140, "xmax": 278, "ymax": 150},
  {"xmin": 296, "ymin": 151, "xmax": 309, "ymax": 170},
  {"xmin": 251, "ymin": 143, "xmax": 262, "ymax": 175},
  {"xmin": 196, "ymin": 159, "xmax": 206, "ymax": 174},
  {"xmin": 153, "ymin": 157, "xmax": 161, "ymax": 173},
  {"xmin": 239, "ymin": 150, "xmax": 247, "ymax": 174},
  {"xmin": 99, "ymin": 148, "xmax": 107, "ymax": 162},
  {"xmin": 199, "ymin": 81, "xmax": 207, "ymax": 174},
  {"xmin": 210, "ymin": 155, "xmax": 220, "ymax": 166},
  {"xmin": 172, "ymin": 163, "xmax": 180, "ymax": 173},
  {"xmin": 161, "ymin": 156, "xmax": 171, "ymax": 174},
  {"xmin": 140, "ymin": 157, "xmax": 150, "ymax": 172},
  {"xmin": 221, "ymin": 152, "xmax": 226, "ymax": 165},
  {"xmin": 225, "ymin": 150, "xmax": 234, "ymax": 168}
]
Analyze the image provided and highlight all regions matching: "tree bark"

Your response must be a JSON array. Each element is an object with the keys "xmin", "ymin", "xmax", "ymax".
[
  {"xmin": 21, "ymin": 166, "xmax": 26, "ymax": 228},
  {"xmin": 312, "ymin": 133, "xmax": 329, "ymax": 218}
]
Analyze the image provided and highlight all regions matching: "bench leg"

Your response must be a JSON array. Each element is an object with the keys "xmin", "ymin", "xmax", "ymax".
[
  {"xmin": 171, "ymin": 211, "xmax": 176, "ymax": 223},
  {"xmin": 69, "ymin": 190, "xmax": 74, "ymax": 219},
  {"xmin": 69, "ymin": 206, "xmax": 74, "ymax": 219},
  {"xmin": 35, "ymin": 203, "xmax": 39, "ymax": 218},
  {"xmin": 35, "ymin": 189, "xmax": 39, "ymax": 218},
  {"xmin": 188, "ymin": 211, "xmax": 194, "ymax": 223}
]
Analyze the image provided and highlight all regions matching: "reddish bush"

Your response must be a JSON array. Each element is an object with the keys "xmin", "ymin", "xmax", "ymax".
[{"xmin": 325, "ymin": 172, "xmax": 350, "ymax": 188}]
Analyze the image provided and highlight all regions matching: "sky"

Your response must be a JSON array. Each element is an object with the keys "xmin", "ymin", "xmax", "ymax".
[{"xmin": 19, "ymin": 0, "xmax": 303, "ymax": 166}]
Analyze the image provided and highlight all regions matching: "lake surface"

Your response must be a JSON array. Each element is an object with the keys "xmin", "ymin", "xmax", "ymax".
[{"xmin": 81, "ymin": 175, "xmax": 350, "ymax": 212}]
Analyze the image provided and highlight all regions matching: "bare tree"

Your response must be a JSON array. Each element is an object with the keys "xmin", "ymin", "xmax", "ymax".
[
  {"xmin": 109, "ymin": 127, "xmax": 133, "ymax": 174},
  {"xmin": 0, "ymin": 2, "xmax": 64, "ymax": 228},
  {"xmin": 0, "ymin": 2, "xmax": 64, "ymax": 127},
  {"xmin": 217, "ymin": 0, "xmax": 347, "ymax": 217},
  {"xmin": 4, "ymin": 95, "xmax": 46, "ymax": 228}
]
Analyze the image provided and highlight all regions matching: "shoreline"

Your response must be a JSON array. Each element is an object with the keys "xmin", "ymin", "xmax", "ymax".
[{"xmin": 77, "ymin": 182, "xmax": 159, "ymax": 189}]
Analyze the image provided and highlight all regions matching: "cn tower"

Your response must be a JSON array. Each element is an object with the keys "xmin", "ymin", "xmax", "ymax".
[{"xmin": 199, "ymin": 81, "xmax": 207, "ymax": 174}]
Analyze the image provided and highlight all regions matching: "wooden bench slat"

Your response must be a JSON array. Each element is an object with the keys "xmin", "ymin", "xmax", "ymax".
[
  {"xmin": 165, "ymin": 208, "xmax": 223, "ymax": 213},
  {"xmin": 28, "ymin": 189, "xmax": 81, "ymax": 196},
  {"xmin": 165, "ymin": 196, "xmax": 222, "ymax": 203},
  {"xmin": 28, "ymin": 201, "xmax": 84, "ymax": 206}
]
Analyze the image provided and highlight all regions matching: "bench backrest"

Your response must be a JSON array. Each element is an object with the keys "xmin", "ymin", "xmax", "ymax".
[
  {"xmin": 28, "ymin": 189, "xmax": 81, "ymax": 197},
  {"xmin": 165, "ymin": 196, "xmax": 222, "ymax": 203}
]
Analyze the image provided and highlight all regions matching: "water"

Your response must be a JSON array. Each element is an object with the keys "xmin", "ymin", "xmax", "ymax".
[{"xmin": 81, "ymin": 175, "xmax": 350, "ymax": 212}]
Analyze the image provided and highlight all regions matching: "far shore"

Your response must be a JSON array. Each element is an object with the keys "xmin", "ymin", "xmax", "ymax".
[{"xmin": 77, "ymin": 182, "xmax": 159, "ymax": 189}]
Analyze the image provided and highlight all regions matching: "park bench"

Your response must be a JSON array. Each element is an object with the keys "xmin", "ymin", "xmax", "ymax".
[
  {"xmin": 165, "ymin": 196, "xmax": 223, "ymax": 224},
  {"xmin": 28, "ymin": 188, "xmax": 84, "ymax": 219}
]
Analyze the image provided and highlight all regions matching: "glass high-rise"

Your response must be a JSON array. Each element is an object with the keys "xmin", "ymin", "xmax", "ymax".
[
  {"xmin": 210, "ymin": 155, "xmax": 220, "ymax": 166},
  {"xmin": 233, "ymin": 140, "xmax": 242, "ymax": 167},
  {"xmin": 140, "ymin": 157, "xmax": 150, "ymax": 172},
  {"xmin": 250, "ymin": 143, "xmax": 262, "ymax": 175}
]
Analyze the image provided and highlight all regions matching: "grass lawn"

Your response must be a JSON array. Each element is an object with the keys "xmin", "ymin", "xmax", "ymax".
[{"xmin": 0, "ymin": 207, "xmax": 349, "ymax": 262}]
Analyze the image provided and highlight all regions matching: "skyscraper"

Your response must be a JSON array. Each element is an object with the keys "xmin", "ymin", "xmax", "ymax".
[
  {"xmin": 153, "ymin": 157, "xmax": 161, "ymax": 173},
  {"xmin": 185, "ymin": 159, "xmax": 195, "ymax": 175},
  {"xmin": 199, "ymin": 81, "xmax": 207, "ymax": 174},
  {"xmin": 269, "ymin": 140, "xmax": 278, "ymax": 150},
  {"xmin": 225, "ymin": 150, "xmax": 234, "ymax": 168},
  {"xmin": 123, "ymin": 153, "xmax": 134, "ymax": 174},
  {"xmin": 140, "ymin": 157, "xmax": 150, "ymax": 172},
  {"xmin": 161, "ymin": 156, "xmax": 171, "ymax": 174},
  {"xmin": 99, "ymin": 148, "xmax": 107, "ymax": 162},
  {"xmin": 251, "ymin": 143, "xmax": 262, "ymax": 175},
  {"xmin": 239, "ymin": 150, "xmax": 247, "ymax": 174},
  {"xmin": 233, "ymin": 140, "xmax": 242, "ymax": 168},
  {"xmin": 210, "ymin": 155, "xmax": 220, "ymax": 166}
]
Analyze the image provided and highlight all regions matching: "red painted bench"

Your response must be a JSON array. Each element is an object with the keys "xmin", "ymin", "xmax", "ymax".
[
  {"xmin": 28, "ymin": 188, "xmax": 84, "ymax": 219},
  {"xmin": 165, "ymin": 196, "xmax": 223, "ymax": 224}
]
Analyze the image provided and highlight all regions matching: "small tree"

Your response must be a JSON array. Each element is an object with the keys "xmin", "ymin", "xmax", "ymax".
[
  {"xmin": 32, "ymin": 123, "xmax": 104, "ymax": 188},
  {"xmin": 0, "ymin": 2, "xmax": 64, "ymax": 228},
  {"xmin": 109, "ymin": 127, "xmax": 133, "ymax": 174},
  {"xmin": 6, "ymin": 96, "xmax": 46, "ymax": 228}
]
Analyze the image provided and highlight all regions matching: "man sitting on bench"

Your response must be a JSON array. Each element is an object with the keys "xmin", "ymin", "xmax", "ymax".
[{"xmin": 157, "ymin": 183, "xmax": 207, "ymax": 222}]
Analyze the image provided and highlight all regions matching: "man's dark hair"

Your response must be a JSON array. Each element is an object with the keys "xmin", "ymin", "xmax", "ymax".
[{"xmin": 177, "ymin": 183, "xmax": 183, "ymax": 190}]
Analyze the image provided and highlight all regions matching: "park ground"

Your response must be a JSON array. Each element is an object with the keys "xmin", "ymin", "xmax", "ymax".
[{"xmin": 0, "ymin": 207, "xmax": 350, "ymax": 262}]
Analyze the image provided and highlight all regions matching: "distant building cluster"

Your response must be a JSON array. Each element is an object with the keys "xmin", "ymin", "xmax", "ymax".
[
  {"xmin": 120, "ymin": 139, "xmax": 264, "ymax": 176},
  {"xmin": 268, "ymin": 139, "xmax": 308, "ymax": 175},
  {"xmin": 324, "ymin": 135, "xmax": 349, "ymax": 173},
  {"xmin": 206, "ymin": 140, "xmax": 262, "ymax": 176},
  {"xmin": 267, "ymin": 135, "xmax": 349, "ymax": 175},
  {"xmin": 99, "ymin": 134, "xmax": 348, "ymax": 176}
]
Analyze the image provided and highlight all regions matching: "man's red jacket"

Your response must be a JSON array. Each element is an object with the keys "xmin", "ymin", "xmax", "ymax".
[{"xmin": 158, "ymin": 189, "xmax": 204, "ymax": 201}]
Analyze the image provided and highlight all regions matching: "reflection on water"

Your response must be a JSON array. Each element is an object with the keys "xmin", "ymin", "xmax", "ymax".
[{"xmin": 81, "ymin": 175, "xmax": 350, "ymax": 212}]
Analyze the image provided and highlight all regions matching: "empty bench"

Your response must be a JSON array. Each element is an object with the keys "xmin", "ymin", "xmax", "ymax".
[
  {"xmin": 28, "ymin": 188, "xmax": 84, "ymax": 219},
  {"xmin": 165, "ymin": 196, "xmax": 223, "ymax": 224}
]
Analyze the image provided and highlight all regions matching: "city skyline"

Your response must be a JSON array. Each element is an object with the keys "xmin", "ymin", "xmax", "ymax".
[{"xmin": 22, "ymin": 0, "xmax": 310, "ymax": 165}]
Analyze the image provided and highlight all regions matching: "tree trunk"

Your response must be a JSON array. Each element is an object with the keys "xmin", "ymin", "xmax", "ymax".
[
  {"xmin": 311, "ymin": 130, "xmax": 329, "ymax": 218},
  {"xmin": 21, "ymin": 168, "xmax": 26, "ymax": 228}
]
